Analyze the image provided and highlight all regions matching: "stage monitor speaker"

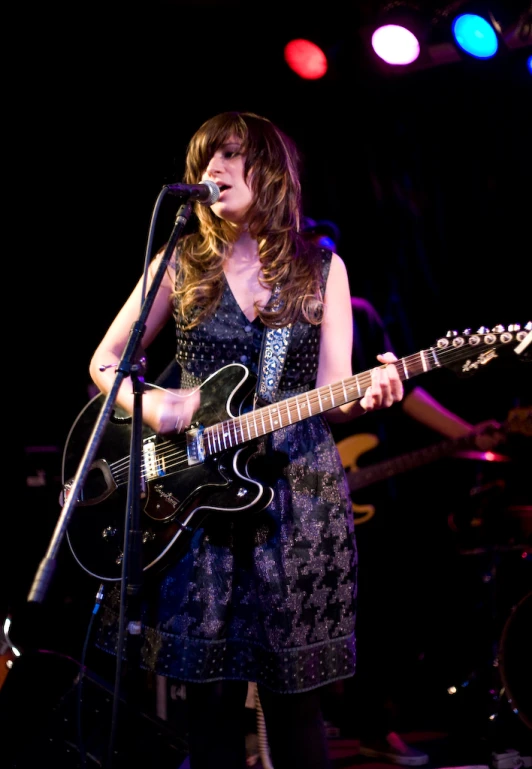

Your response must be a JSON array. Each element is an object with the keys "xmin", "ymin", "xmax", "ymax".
[{"xmin": 0, "ymin": 653, "xmax": 189, "ymax": 769}]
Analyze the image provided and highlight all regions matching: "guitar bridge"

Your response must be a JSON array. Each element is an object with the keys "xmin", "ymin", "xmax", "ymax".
[{"xmin": 185, "ymin": 425, "xmax": 205, "ymax": 465}]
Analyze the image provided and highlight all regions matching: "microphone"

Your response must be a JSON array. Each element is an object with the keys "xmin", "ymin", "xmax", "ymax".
[{"xmin": 165, "ymin": 180, "xmax": 220, "ymax": 205}]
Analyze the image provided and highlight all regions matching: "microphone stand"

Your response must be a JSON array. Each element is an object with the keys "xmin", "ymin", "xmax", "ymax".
[{"xmin": 26, "ymin": 196, "xmax": 195, "ymax": 768}]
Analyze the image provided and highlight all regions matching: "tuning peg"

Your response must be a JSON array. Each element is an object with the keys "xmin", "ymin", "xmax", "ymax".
[
  {"xmin": 476, "ymin": 326, "xmax": 490, "ymax": 334},
  {"xmin": 462, "ymin": 328, "xmax": 472, "ymax": 335},
  {"xmin": 492, "ymin": 324, "xmax": 505, "ymax": 333},
  {"xmin": 446, "ymin": 330, "xmax": 458, "ymax": 338},
  {"xmin": 507, "ymin": 323, "xmax": 521, "ymax": 332}
]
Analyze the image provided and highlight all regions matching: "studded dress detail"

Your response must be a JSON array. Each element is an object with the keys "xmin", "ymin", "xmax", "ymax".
[{"xmin": 94, "ymin": 247, "xmax": 358, "ymax": 694}]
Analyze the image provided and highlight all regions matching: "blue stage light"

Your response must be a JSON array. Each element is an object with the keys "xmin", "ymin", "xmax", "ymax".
[{"xmin": 452, "ymin": 13, "xmax": 499, "ymax": 58}]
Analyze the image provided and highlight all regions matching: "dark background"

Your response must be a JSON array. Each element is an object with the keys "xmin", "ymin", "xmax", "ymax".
[
  {"xmin": 4, "ymin": 0, "xmax": 531, "ymax": 733},
  {"xmin": 15, "ymin": 1, "xmax": 531, "ymax": 452}
]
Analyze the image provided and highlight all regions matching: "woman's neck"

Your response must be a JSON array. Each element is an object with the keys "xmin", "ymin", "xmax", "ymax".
[{"xmin": 228, "ymin": 230, "xmax": 260, "ymax": 266}]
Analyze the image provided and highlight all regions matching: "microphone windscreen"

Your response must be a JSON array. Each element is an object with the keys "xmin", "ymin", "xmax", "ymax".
[{"xmin": 202, "ymin": 180, "xmax": 220, "ymax": 206}]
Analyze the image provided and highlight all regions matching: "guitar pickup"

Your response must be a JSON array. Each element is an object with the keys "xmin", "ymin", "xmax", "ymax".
[
  {"xmin": 143, "ymin": 438, "xmax": 164, "ymax": 480},
  {"xmin": 185, "ymin": 425, "xmax": 205, "ymax": 465}
]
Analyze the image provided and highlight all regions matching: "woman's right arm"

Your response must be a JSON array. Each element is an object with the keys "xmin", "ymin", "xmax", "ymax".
[{"xmin": 89, "ymin": 255, "xmax": 200, "ymax": 434}]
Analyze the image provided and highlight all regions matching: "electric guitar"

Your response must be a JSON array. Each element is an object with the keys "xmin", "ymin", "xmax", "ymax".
[
  {"xmin": 62, "ymin": 324, "xmax": 531, "ymax": 581},
  {"xmin": 336, "ymin": 405, "xmax": 532, "ymax": 525}
]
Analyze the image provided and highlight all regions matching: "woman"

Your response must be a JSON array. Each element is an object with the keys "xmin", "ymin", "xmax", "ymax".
[{"xmin": 89, "ymin": 111, "xmax": 403, "ymax": 769}]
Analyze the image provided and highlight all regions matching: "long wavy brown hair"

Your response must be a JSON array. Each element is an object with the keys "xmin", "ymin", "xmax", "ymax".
[{"xmin": 171, "ymin": 111, "xmax": 325, "ymax": 330}]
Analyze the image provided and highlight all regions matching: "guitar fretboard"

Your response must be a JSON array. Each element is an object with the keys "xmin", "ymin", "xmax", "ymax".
[{"xmin": 203, "ymin": 347, "xmax": 442, "ymax": 455}]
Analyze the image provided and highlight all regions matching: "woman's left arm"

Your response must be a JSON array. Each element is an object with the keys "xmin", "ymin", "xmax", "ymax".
[{"xmin": 317, "ymin": 253, "xmax": 404, "ymax": 422}]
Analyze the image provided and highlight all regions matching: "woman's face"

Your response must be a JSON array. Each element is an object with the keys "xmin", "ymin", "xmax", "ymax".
[{"xmin": 202, "ymin": 136, "xmax": 253, "ymax": 224}]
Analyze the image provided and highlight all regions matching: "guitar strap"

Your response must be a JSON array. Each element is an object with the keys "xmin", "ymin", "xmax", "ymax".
[{"xmin": 256, "ymin": 283, "xmax": 292, "ymax": 404}]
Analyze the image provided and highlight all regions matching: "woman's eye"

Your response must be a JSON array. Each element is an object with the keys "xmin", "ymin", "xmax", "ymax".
[{"xmin": 224, "ymin": 147, "xmax": 244, "ymax": 159}]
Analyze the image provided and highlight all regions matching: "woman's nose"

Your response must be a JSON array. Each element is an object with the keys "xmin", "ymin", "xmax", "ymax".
[{"xmin": 205, "ymin": 152, "xmax": 224, "ymax": 178}]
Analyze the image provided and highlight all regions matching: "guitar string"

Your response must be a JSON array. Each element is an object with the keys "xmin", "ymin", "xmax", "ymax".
[{"xmin": 100, "ymin": 334, "xmax": 521, "ymax": 490}]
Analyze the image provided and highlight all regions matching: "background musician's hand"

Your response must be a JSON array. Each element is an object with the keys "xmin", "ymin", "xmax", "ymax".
[{"xmin": 471, "ymin": 419, "xmax": 506, "ymax": 452}]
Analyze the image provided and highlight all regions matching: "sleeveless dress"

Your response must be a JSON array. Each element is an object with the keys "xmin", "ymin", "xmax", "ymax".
[{"xmin": 94, "ymin": 247, "xmax": 358, "ymax": 694}]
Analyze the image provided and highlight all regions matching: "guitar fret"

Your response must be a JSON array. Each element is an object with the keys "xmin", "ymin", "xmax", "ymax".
[
  {"xmin": 220, "ymin": 426, "xmax": 228, "ymax": 449},
  {"xmin": 260, "ymin": 407, "xmax": 267, "ymax": 436},
  {"xmin": 354, "ymin": 377, "xmax": 361, "ymax": 398},
  {"xmin": 285, "ymin": 400, "xmax": 293, "ymax": 424},
  {"xmin": 402, "ymin": 358, "xmax": 409, "ymax": 379},
  {"xmin": 267, "ymin": 406, "xmax": 275, "ymax": 432},
  {"xmin": 244, "ymin": 412, "xmax": 253, "ymax": 440},
  {"xmin": 250, "ymin": 412, "xmax": 258, "ymax": 439},
  {"xmin": 420, "ymin": 350, "xmax": 428, "ymax": 372}
]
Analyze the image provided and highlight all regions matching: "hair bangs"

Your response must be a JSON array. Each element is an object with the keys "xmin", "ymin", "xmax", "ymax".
[{"xmin": 185, "ymin": 112, "xmax": 250, "ymax": 182}]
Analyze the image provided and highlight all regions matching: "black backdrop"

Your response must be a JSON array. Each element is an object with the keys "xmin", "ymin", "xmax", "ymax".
[{"xmin": 16, "ymin": 4, "xmax": 530, "ymax": 451}]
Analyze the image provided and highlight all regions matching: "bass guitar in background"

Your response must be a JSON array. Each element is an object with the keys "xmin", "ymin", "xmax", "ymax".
[{"xmin": 336, "ymin": 406, "xmax": 532, "ymax": 525}]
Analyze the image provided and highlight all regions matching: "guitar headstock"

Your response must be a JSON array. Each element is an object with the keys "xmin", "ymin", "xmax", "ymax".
[{"xmin": 433, "ymin": 322, "xmax": 532, "ymax": 377}]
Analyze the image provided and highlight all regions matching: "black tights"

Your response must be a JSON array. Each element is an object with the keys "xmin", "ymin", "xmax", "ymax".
[{"xmin": 185, "ymin": 680, "xmax": 331, "ymax": 769}]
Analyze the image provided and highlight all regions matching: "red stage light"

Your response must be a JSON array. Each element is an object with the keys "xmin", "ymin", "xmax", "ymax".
[{"xmin": 284, "ymin": 38, "xmax": 328, "ymax": 80}]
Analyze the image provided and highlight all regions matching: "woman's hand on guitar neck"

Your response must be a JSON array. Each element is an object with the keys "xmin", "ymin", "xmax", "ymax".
[{"xmin": 360, "ymin": 353, "xmax": 404, "ymax": 413}]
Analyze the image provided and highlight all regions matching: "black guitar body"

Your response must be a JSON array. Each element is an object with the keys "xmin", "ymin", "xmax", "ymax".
[{"xmin": 63, "ymin": 364, "xmax": 272, "ymax": 581}]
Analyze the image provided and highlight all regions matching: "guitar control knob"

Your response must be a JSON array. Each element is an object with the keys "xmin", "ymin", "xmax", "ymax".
[{"xmin": 102, "ymin": 526, "xmax": 118, "ymax": 539}]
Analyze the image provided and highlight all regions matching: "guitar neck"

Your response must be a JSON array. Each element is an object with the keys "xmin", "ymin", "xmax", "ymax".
[
  {"xmin": 350, "ymin": 406, "xmax": 532, "ymax": 492},
  {"xmin": 349, "ymin": 432, "xmax": 479, "ymax": 492},
  {"xmin": 203, "ymin": 347, "xmax": 443, "ymax": 455},
  {"xmin": 197, "ymin": 320, "xmax": 530, "ymax": 458}
]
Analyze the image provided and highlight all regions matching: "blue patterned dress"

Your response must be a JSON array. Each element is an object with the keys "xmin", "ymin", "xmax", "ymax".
[{"xmin": 95, "ymin": 247, "xmax": 358, "ymax": 694}]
